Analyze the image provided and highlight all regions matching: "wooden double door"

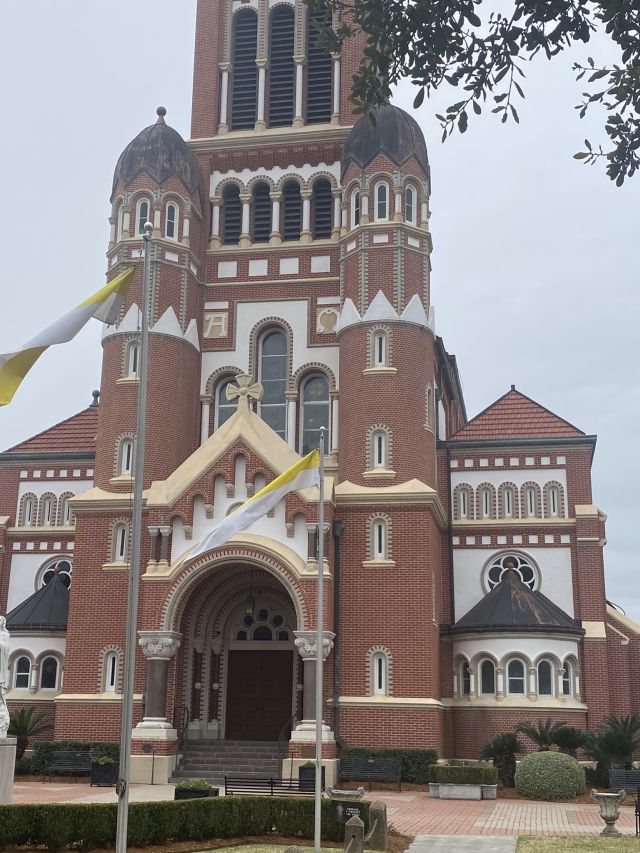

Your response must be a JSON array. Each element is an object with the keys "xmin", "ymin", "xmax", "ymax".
[{"xmin": 225, "ymin": 650, "xmax": 293, "ymax": 740}]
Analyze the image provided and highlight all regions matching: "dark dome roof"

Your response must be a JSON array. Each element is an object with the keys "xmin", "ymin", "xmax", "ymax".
[
  {"xmin": 111, "ymin": 107, "xmax": 203, "ymax": 201},
  {"xmin": 449, "ymin": 569, "xmax": 584, "ymax": 636},
  {"xmin": 6, "ymin": 573, "xmax": 69, "ymax": 632},
  {"xmin": 341, "ymin": 105, "xmax": 429, "ymax": 176}
]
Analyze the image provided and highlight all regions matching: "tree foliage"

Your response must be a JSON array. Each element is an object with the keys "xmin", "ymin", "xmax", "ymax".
[
  {"xmin": 8, "ymin": 707, "xmax": 53, "ymax": 759},
  {"xmin": 479, "ymin": 731, "xmax": 523, "ymax": 787},
  {"xmin": 515, "ymin": 718, "xmax": 567, "ymax": 751},
  {"xmin": 309, "ymin": 0, "xmax": 640, "ymax": 184}
]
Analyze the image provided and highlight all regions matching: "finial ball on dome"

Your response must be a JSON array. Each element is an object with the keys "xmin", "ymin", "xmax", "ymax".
[{"xmin": 156, "ymin": 106, "xmax": 167, "ymax": 122}]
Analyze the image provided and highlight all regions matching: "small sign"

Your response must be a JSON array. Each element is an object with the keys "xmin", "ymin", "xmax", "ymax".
[{"xmin": 331, "ymin": 800, "xmax": 366, "ymax": 824}]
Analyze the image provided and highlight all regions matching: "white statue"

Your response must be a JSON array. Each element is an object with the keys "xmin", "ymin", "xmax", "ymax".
[{"xmin": 0, "ymin": 616, "xmax": 10, "ymax": 738}]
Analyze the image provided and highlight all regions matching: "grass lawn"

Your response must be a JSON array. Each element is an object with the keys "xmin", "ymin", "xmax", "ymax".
[{"xmin": 517, "ymin": 838, "xmax": 639, "ymax": 851}]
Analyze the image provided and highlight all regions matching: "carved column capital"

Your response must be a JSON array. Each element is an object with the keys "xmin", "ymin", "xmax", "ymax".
[
  {"xmin": 138, "ymin": 630, "xmax": 182, "ymax": 660},
  {"xmin": 294, "ymin": 630, "xmax": 335, "ymax": 660}
]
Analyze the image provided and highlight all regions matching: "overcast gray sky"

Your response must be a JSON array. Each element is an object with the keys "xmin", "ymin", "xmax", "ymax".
[{"xmin": 1, "ymin": 2, "xmax": 638, "ymax": 620}]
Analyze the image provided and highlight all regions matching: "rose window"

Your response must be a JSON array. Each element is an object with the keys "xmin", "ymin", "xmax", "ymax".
[
  {"xmin": 486, "ymin": 553, "xmax": 536, "ymax": 591},
  {"xmin": 42, "ymin": 558, "xmax": 72, "ymax": 589}
]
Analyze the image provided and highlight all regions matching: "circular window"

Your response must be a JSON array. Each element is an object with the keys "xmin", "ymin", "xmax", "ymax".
[
  {"xmin": 258, "ymin": 608, "xmax": 269, "ymax": 621},
  {"xmin": 484, "ymin": 552, "xmax": 538, "ymax": 591},
  {"xmin": 243, "ymin": 615, "xmax": 254, "ymax": 627},
  {"xmin": 272, "ymin": 614, "xmax": 283, "ymax": 626},
  {"xmin": 41, "ymin": 558, "xmax": 72, "ymax": 590}
]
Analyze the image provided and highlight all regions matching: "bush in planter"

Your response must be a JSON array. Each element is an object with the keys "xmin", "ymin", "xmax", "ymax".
[
  {"xmin": 340, "ymin": 747, "xmax": 437, "ymax": 784},
  {"xmin": 431, "ymin": 765, "xmax": 498, "ymax": 785},
  {"xmin": 515, "ymin": 751, "xmax": 586, "ymax": 800},
  {"xmin": 479, "ymin": 732, "xmax": 523, "ymax": 788},
  {"xmin": 91, "ymin": 755, "xmax": 119, "ymax": 787}
]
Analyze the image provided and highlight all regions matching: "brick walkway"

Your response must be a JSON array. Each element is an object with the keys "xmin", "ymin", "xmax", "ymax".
[{"xmin": 8, "ymin": 782, "xmax": 639, "ymax": 838}]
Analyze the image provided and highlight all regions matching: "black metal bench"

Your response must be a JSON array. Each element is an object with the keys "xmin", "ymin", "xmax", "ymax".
[
  {"xmin": 609, "ymin": 769, "xmax": 640, "ymax": 793},
  {"xmin": 42, "ymin": 750, "xmax": 96, "ymax": 782},
  {"xmin": 224, "ymin": 776, "xmax": 315, "ymax": 796},
  {"xmin": 339, "ymin": 756, "xmax": 402, "ymax": 791}
]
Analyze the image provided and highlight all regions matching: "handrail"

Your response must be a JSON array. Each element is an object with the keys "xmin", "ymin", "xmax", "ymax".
[
  {"xmin": 172, "ymin": 704, "xmax": 190, "ymax": 749},
  {"xmin": 277, "ymin": 714, "xmax": 295, "ymax": 782}
]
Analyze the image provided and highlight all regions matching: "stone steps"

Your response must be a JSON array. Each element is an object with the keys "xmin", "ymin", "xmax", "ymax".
[{"xmin": 172, "ymin": 739, "xmax": 284, "ymax": 783}]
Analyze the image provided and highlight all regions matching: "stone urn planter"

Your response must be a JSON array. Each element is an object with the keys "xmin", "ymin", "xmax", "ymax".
[
  {"xmin": 439, "ymin": 783, "xmax": 482, "ymax": 800},
  {"xmin": 591, "ymin": 789, "xmax": 626, "ymax": 837}
]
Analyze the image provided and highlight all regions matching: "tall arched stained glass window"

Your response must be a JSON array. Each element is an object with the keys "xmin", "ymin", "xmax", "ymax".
[
  {"xmin": 300, "ymin": 375, "xmax": 330, "ymax": 454},
  {"xmin": 216, "ymin": 379, "xmax": 239, "ymax": 428},
  {"xmin": 259, "ymin": 331, "xmax": 287, "ymax": 439}
]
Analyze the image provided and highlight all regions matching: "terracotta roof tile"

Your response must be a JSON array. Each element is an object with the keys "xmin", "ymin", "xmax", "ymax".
[
  {"xmin": 3, "ymin": 406, "xmax": 98, "ymax": 454},
  {"xmin": 451, "ymin": 387, "xmax": 584, "ymax": 441}
]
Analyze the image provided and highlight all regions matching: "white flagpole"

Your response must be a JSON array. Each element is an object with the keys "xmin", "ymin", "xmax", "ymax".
[
  {"xmin": 314, "ymin": 428, "xmax": 326, "ymax": 853},
  {"xmin": 115, "ymin": 223, "xmax": 153, "ymax": 853}
]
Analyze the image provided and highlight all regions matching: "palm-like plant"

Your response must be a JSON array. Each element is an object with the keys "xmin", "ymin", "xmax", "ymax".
[
  {"xmin": 479, "ymin": 732, "xmax": 523, "ymax": 788},
  {"xmin": 515, "ymin": 719, "xmax": 567, "ymax": 751},
  {"xmin": 552, "ymin": 725, "xmax": 587, "ymax": 758},
  {"xmin": 583, "ymin": 731, "xmax": 614, "ymax": 787},
  {"xmin": 8, "ymin": 707, "xmax": 53, "ymax": 759},
  {"xmin": 599, "ymin": 714, "xmax": 640, "ymax": 767}
]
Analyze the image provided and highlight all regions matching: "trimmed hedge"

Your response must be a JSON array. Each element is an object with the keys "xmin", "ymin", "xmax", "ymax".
[
  {"xmin": 430, "ymin": 765, "xmax": 498, "ymax": 785},
  {"xmin": 341, "ymin": 747, "xmax": 437, "ymax": 784},
  {"xmin": 515, "ymin": 751, "xmax": 586, "ymax": 800},
  {"xmin": 13, "ymin": 757, "xmax": 33, "ymax": 776},
  {"xmin": 31, "ymin": 741, "xmax": 119, "ymax": 774},
  {"xmin": 0, "ymin": 796, "xmax": 361, "ymax": 851}
]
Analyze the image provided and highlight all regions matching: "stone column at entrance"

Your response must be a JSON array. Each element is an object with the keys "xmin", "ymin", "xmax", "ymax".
[
  {"xmin": 137, "ymin": 631, "xmax": 181, "ymax": 728},
  {"xmin": 292, "ymin": 630, "xmax": 335, "ymax": 741}
]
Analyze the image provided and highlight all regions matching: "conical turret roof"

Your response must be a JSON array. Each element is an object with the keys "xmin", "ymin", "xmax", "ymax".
[{"xmin": 6, "ymin": 574, "xmax": 69, "ymax": 631}]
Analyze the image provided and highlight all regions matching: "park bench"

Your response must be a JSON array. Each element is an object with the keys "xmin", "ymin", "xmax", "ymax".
[
  {"xmin": 42, "ymin": 750, "xmax": 96, "ymax": 782},
  {"xmin": 224, "ymin": 776, "xmax": 315, "ymax": 796},
  {"xmin": 339, "ymin": 756, "xmax": 402, "ymax": 791},
  {"xmin": 608, "ymin": 769, "xmax": 640, "ymax": 793}
]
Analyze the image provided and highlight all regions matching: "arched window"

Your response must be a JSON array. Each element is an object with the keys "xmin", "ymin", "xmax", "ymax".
[
  {"xmin": 456, "ymin": 487, "xmax": 472, "ymax": 520},
  {"xmin": 282, "ymin": 180, "xmax": 302, "ymax": 241},
  {"xmin": 461, "ymin": 661, "xmax": 471, "ymax": 696},
  {"xmin": 216, "ymin": 378, "xmax": 239, "ymax": 428},
  {"xmin": 548, "ymin": 486, "xmax": 560, "ymax": 516},
  {"xmin": 538, "ymin": 659, "xmax": 553, "ymax": 696},
  {"xmin": 20, "ymin": 494, "xmax": 36, "ymax": 526},
  {"xmin": 499, "ymin": 484, "xmax": 517, "ymax": 518},
  {"xmin": 371, "ymin": 430, "xmax": 387, "ymax": 468},
  {"xmin": 507, "ymin": 659, "xmax": 526, "ymax": 695},
  {"xmin": 544, "ymin": 482, "xmax": 564, "ymax": 518},
  {"xmin": 136, "ymin": 199, "xmax": 150, "ymax": 235},
  {"xmin": 41, "ymin": 557, "xmax": 72, "ymax": 589},
  {"xmin": 231, "ymin": 10, "xmax": 258, "ymax": 130},
  {"xmin": 251, "ymin": 181, "xmax": 272, "ymax": 243},
  {"xmin": 40, "ymin": 495, "xmax": 55, "ymax": 526},
  {"xmin": 562, "ymin": 660, "xmax": 574, "ymax": 696},
  {"xmin": 371, "ymin": 652, "xmax": 388, "ymax": 695},
  {"xmin": 405, "ymin": 185, "xmax": 416, "ymax": 225},
  {"xmin": 268, "ymin": 6, "xmax": 294, "ymax": 127},
  {"xmin": 118, "ymin": 438, "xmax": 134, "ymax": 476},
  {"xmin": 165, "ymin": 202, "xmax": 178, "ymax": 240},
  {"xmin": 351, "ymin": 190, "xmax": 360, "ymax": 228},
  {"xmin": 115, "ymin": 202, "xmax": 124, "ymax": 242},
  {"xmin": 372, "ymin": 518, "xmax": 387, "ymax": 559},
  {"xmin": 114, "ymin": 523, "xmax": 129, "ymax": 562},
  {"xmin": 259, "ymin": 330, "xmax": 287, "ymax": 439},
  {"xmin": 523, "ymin": 484, "xmax": 540, "ymax": 518},
  {"xmin": 305, "ymin": 8, "xmax": 332, "ymax": 124},
  {"xmin": 426, "ymin": 386, "xmax": 434, "ymax": 429},
  {"xmin": 59, "ymin": 494, "xmax": 74, "ymax": 526},
  {"xmin": 40, "ymin": 656, "xmax": 59, "ymax": 690},
  {"xmin": 300, "ymin": 374, "xmax": 330, "ymax": 454},
  {"xmin": 126, "ymin": 341, "xmax": 139, "ymax": 377},
  {"xmin": 478, "ymin": 486, "xmax": 492, "ymax": 519},
  {"xmin": 373, "ymin": 331, "xmax": 387, "ymax": 366},
  {"xmin": 312, "ymin": 178, "xmax": 332, "ymax": 239},
  {"xmin": 104, "ymin": 651, "xmax": 118, "ymax": 692},
  {"xmin": 222, "ymin": 184, "xmax": 242, "ymax": 244},
  {"xmin": 14, "ymin": 656, "xmax": 31, "ymax": 689},
  {"xmin": 374, "ymin": 183, "xmax": 388, "ymax": 221},
  {"xmin": 480, "ymin": 659, "xmax": 496, "ymax": 695}
]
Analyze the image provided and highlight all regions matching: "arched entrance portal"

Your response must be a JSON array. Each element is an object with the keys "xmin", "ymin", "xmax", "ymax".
[{"xmin": 175, "ymin": 564, "xmax": 301, "ymax": 741}]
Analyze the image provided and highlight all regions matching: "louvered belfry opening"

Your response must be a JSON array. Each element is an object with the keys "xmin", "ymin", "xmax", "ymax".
[
  {"xmin": 252, "ymin": 181, "xmax": 272, "ymax": 243},
  {"xmin": 282, "ymin": 180, "xmax": 302, "ymax": 241},
  {"xmin": 268, "ymin": 6, "xmax": 295, "ymax": 128},
  {"xmin": 231, "ymin": 10, "xmax": 258, "ymax": 130},
  {"xmin": 222, "ymin": 184, "xmax": 242, "ymax": 244},
  {"xmin": 312, "ymin": 178, "xmax": 332, "ymax": 239},
  {"xmin": 305, "ymin": 9, "xmax": 332, "ymax": 124}
]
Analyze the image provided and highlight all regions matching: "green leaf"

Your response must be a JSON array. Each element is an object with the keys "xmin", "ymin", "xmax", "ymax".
[
  {"xmin": 458, "ymin": 111, "xmax": 468, "ymax": 133},
  {"xmin": 473, "ymin": 100, "xmax": 482, "ymax": 115},
  {"xmin": 413, "ymin": 87, "xmax": 425, "ymax": 108},
  {"xmin": 573, "ymin": 152, "xmax": 589, "ymax": 159}
]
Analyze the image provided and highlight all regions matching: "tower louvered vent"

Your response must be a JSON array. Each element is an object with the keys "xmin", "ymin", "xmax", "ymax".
[
  {"xmin": 222, "ymin": 185, "xmax": 242, "ymax": 244},
  {"xmin": 252, "ymin": 182, "xmax": 271, "ymax": 243},
  {"xmin": 306, "ymin": 10, "xmax": 332, "ymax": 124},
  {"xmin": 231, "ymin": 11, "xmax": 258, "ymax": 130},
  {"xmin": 312, "ymin": 179, "xmax": 332, "ymax": 239},
  {"xmin": 268, "ymin": 7, "xmax": 295, "ymax": 127},
  {"xmin": 282, "ymin": 181, "xmax": 302, "ymax": 241}
]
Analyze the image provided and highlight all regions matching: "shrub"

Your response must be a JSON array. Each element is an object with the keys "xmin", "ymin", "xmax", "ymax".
[
  {"xmin": 515, "ymin": 751, "xmax": 586, "ymax": 800},
  {"xmin": 8, "ymin": 708, "xmax": 53, "ymax": 759},
  {"xmin": 515, "ymin": 719, "xmax": 567, "ymax": 751},
  {"xmin": 0, "ymin": 796, "xmax": 360, "ymax": 850},
  {"xmin": 479, "ymin": 732, "xmax": 523, "ymax": 788},
  {"xmin": 31, "ymin": 741, "xmax": 119, "ymax": 774},
  {"xmin": 430, "ymin": 765, "xmax": 498, "ymax": 785},
  {"xmin": 13, "ymin": 756, "xmax": 33, "ymax": 776},
  {"xmin": 175, "ymin": 777, "xmax": 210, "ymax": 790},
  {"xmin": 340, "ymin": 747, "xmax": 437, "ymax": 783}
]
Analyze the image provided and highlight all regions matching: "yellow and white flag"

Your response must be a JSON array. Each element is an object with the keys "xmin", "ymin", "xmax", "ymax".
[
  {"xmin": 0, "ymin": 267, "xmax": 135, "ymax": 406},
  {"xmin": 189, "ymin": 449, "xmax": 321, "ymax": 560}
]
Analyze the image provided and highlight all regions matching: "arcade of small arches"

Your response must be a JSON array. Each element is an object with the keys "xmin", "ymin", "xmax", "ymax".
[
  {"xmin": 17, "ymin": 492, "xmax": 75, "ymax": 527},
  {"xmin": 452, "ymin": 480, "xmax": 566, "ymax": 521},
  {"xmin": 112, "ymin": 194, "xmax": 195, "ymax": 247},
  {"xmin": 454, "ymin": 653, "xmax": 580, "ymax": 702},
  {"xmin": 9, "ymin": 650, "xmax": 63, "ymax": 693}
]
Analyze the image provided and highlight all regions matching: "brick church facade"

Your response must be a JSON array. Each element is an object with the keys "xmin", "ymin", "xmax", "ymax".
[{"xmin": 1, "ymin": 0, "xmax": 638, "ymax": 783}]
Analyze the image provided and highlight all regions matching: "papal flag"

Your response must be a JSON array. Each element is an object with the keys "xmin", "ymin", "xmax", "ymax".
[
  {"xmin": 0, "ymin": 267, "xmax": 135, "ymax": 406},
  {"xmin": 189, "ymin": 448, "xmax": 321, "ymax": 560}
]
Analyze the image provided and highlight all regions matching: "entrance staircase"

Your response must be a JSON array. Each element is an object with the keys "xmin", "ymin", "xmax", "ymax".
[{"xmin": 172, "ymin": 740, "xmax": 285, "ymax": 786}]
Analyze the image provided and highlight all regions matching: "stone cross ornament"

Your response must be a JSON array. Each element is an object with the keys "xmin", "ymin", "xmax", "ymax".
[
  {"xmin": 0, "ymin": 616, "xmax": 10, "ymax": 738},
  {"xmin": 226, "ymin": 373, "xmax": 263, "ymax": 412}
]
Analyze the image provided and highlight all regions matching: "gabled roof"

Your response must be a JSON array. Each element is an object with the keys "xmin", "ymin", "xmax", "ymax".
[
  {"xmin": 3, "ymin": 406, "xmax": 98, "ymax": 455},
  {"xmin": 5, "ymin": 574, "xmax": 69, "ymax": 631},
  {"xmin": 451, "ymin": 569, "xmax": 583, "ymax": 636},
  {"xmin": 450, "ymin": 386, "xmax": 584, "ymax": 442}
]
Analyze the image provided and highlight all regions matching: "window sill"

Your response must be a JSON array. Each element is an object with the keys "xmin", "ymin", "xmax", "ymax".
[
  {"xmin": 102, "ymin": 561, "xmax": 128, "ymax": 571},
  {"xmin": 116, "ymin": 376, "xmax": 139, "ymax": 385},
  {"xmin": 109, "ymin": 475, "xmax": 134, "ymax": 486},
  {"xmin": 362, "ymin": 469, "xmax": 396, "ymax": 480},
  {"xmin": 362, "ymin": 367, "xmax": 397, "ymax": 376},
  {"xmin": 362, "ymin": 559, "xmax": 396, "ymax": 569}
]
